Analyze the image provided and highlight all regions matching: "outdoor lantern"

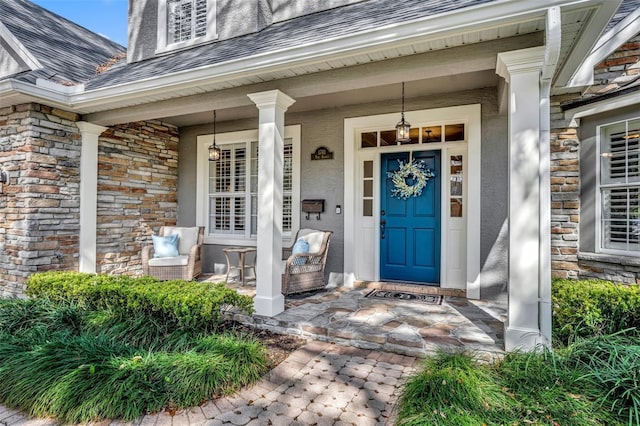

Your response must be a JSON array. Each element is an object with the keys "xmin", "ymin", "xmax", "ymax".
[
  {"xmin": 208, "ymin": 110, "xmax": 221, "ymax": 162},
  {"xmin": 395, "ymin": 82, "xmax": 411, "ymax": 144}
]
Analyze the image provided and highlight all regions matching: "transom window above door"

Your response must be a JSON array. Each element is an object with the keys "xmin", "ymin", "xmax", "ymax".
[
  {"xmin": 360, "ymin": 123, "xmax": 465, "ymax": 148},
  {"xmin": 157, "ymin": 0, "xmax": 217, "ymax": 52}
]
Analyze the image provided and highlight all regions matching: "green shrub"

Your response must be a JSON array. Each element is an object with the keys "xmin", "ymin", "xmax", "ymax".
[
  {"xmin": 552, "ymin": 279, "xmax": 640, "ymax": 343},
  {"xmin": 564, "ymin": 333, "xmax": 640, "ymax": 426},
  {"xmin": 26, "ymin": 272, "xmax": 254, "ymax": 332},
  {"xmin": 0, "ymin": 297, "xmax": 267, "ymax": 423},
  {"xmin": 396, "ymin": 350, "xmax": 613, "ymax": 426}
]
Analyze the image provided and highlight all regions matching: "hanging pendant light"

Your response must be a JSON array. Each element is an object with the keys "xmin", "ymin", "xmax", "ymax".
[
  {"xmin": 208, "ymin": 110, "xmax": 221, "ymax": 161},
  {"xmin": 395, "ymin": 82, "xmax": 411, "ymax": 144}
]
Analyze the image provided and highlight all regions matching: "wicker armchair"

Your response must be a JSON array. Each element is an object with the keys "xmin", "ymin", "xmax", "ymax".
[
  {"xmin": 282, "ymin": 229, "xmax": 332, "ymax": 295},
  {"xmin": 142, "ymin": 226, "xmax": 204, "ymax": 281}
]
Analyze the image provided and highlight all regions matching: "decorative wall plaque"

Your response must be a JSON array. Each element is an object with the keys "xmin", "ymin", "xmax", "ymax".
[{"xmin": 311, "ymin": 146, "xmax": 334, "ymax": 160}]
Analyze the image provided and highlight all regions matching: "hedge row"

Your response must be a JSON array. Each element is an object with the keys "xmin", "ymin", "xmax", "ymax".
[
  {"xmin": 552, "ymin": 278, "xmax": 640, "ymax": 343},
  {"xmin": 26, "ymin": 272, "xmax": 253, "ymax": 332}
]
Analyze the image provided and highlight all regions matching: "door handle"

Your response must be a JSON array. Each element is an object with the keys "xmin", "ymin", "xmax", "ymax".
[{"xmin": 380, "ymin": 219, "xmax": 386, "ymax": 239}]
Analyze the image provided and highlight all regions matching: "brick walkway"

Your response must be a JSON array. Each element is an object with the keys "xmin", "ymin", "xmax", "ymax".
[{"xmin": 0, "ymin": 341, "xmax": 417, "ymax": 426}]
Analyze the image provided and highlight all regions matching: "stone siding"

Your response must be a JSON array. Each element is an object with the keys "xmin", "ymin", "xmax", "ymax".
[
  {"xmin": 0, "ymin": 103, "xmax": 81, "ymax": 297},
  {"xmin": 550, "ymin": 97, "xmax": 580, "ymax": 279},
  {"xmin": 578, "ymin": 253, "xmax": 640, "ymax": 284},
  {"xmin": 96, "ymin": 121, "xmax": 179, "ymax": 275},
  {"xmin": 586, "ymin": 34, "xmax": 640, "ymax": 99},
  {"xmin": 551, "ymin": 32, "xmax": 640, "ymax": 282},
  {"xmin": 0, "ymin": 105, "xmax": 178, "ymax": 297}
]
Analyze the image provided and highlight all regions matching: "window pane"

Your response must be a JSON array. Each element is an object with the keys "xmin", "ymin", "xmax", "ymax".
[
  {"xmin": 283, "ymin": 196, "xmax": 292, "ymax": 232},
  {"xmin": 380, "ymin": 130, "xmax": 396, "ymax": 146},
  {"xmin": 363, "ymin": 199, "xmax": 373, "ymax": 217},
  {"xmin": 250, "ymin": 141, "xmax": 258, "ymax": 192},
  {"xmin": 602, "ymin": 187, "xmax": 640, "ymax": 251},
  {"xmin": 168, "ymin": 0, "xmax": 206, "ymax": 43},
  {"xmin": 603, "ymin": 121, "xmax": 640, "ymax": 185},
  {"xmin": 234, "ymin": 148, "xmax": 246, "ymax": 192},
  {"xmin": 361, "ymin": 132, "xmax": 377, "ymax": 148},
  {"xmin": 363, "ymin": 180, "xmax": 373, "ymax": 197},
  {"xmin": 194, "ymin": 0, "xmax": 207, "ymax": 37},
  {"xmin": 210, "ymin": 138, "xmax": 293, "ymax": 238},
  {"xmin": 400, "ymin": 128, "xmax": 419, "ymax": 145},
  {"xmin": 450, "ymin": 198, "xmax": 463, "ymax": 218},
  {"xmin": 283, "ymin": 142, "xmax": 293, "ymax": 191},
  {"xmin": 423, "ymin": 126, "xmax": 441, "ymax": 143},
  {"xmin": 168, "ymin": 0, "xmax": 193, "ymax": 43},
  {"xmin": 363, "ymin": 161, "xmax": 373, "ymax": 178},
  {"xmin": 445, "ymin": 124, "xmax": 465, "ymax": 141}
]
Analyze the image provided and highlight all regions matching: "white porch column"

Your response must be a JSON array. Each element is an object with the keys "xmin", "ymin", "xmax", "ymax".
[
  {"xmin": 496, "ymin": 47, "xmax": 548, "ymax": 351},
  {"xmin": 76, "ymin": 122, "xmax": 107, "ymax": 273},
  {"xmin": 247, "ymin": 90, "xmax": 295, "ymax": 317}
]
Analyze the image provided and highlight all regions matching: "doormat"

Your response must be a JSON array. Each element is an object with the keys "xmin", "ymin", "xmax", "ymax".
[{"xmin": 366, "ymin": 290, "xmax": 443, "ymax": 304}]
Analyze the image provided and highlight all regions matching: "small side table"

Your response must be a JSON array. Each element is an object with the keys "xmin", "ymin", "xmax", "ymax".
[{"xmin": 223, "ymin": 247, "xmax": 257, "ymax": 285}]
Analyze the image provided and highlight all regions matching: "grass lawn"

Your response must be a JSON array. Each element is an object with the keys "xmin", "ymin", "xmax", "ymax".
[{"xmin": 0, "ymin": 278, "xmax": 295, "ymax": 423}]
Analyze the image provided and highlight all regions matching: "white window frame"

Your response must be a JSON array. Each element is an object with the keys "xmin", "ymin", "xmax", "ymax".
[
  {"xmin": 196, "ymin": 126, "xmax": 301, "ymax": 246},
  {"xmin": 596, "ymin": 116, "xmax": 640, "ymax": 256},
  {"xmin": 157, "ymin": 0, "xmax": 218, "ymax": 54}
]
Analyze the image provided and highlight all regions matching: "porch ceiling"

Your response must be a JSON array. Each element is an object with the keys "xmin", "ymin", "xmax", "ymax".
[{"xmin": 159, "ymin": 70, "xmax": 499, "ymax": 127}]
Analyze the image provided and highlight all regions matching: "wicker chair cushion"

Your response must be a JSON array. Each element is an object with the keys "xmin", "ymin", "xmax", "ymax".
[
  {"xmin": 148, "ymin": 255, "xmax": 189, "ymax": 267},
  {"xmin": 152, "ymin": 234, "xmax": 179, "ymax": 258},
  {"xmin": 163, "ymin": 227, "xmax": 199, "ymax": 255},
  {"xmin": 301, "ymin": 231, "xmax": 324, "ymax": 253}
]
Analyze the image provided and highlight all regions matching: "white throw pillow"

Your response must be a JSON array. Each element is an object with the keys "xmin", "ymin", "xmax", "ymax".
[{"xmin": 165, "ymin": 227, "xmax": 198, "ymax": 255}]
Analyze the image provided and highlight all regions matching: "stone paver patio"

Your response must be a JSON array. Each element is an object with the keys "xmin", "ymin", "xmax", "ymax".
[{"xmin": 219, "ymin": 278, "xmax": 506, "ymax": 359}]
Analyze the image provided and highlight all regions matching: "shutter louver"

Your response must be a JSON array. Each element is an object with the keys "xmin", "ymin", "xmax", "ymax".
[
  {"xmin": 600, "ymin": 120, "xmax": 640, "ymax": 253},
  {"xmin": 167, "ymin": 0, "xmax": 207, "ymax": 44}
]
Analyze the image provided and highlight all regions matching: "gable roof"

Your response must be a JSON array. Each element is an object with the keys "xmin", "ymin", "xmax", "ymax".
[
  {"xmin": 86, "ymin": 0, "xmax": 495, "ymax": 90},
  {"xmin": 0, "ymin": 0, "xmax": 124, "ymax": 85}
]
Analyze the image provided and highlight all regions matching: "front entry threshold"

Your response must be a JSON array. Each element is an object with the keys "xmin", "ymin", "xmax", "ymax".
[{"xmin": 354, "ymin": 280, "xmax": 466, "ymax": 298}]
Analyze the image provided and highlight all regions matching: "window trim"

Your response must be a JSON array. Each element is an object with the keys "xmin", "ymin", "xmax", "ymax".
[
  {"xmin": 596, "ymin": 116, "xmax": 640, "ymax": 256},
  {"xmin": 196, "ymin": 126, "xmax": 301, "ymax": 246},
  {"xmin": 157, "ymin": 0, "xmax": 218, "ymax": 54}
]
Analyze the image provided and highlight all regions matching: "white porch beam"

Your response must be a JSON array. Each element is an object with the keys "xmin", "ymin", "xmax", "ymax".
[
  {"xmin": 76, "ymin": 121, "xmax": 107, "ymax": 274},
  {"xmin": 247, "ymin": 89, "xmax": 295, "ymax": 317},
  {"xmin": 496, "ymin": 46, "xmax": 547, "ymax": 352}
]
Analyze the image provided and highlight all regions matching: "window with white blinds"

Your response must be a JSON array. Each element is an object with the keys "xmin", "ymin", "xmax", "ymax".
[
  {"xmin": 167, "ymin": 0, "xmax": 208, "ymax": 44},
  {"xmin": 600, "ymin": 118, "xmax": 640, "ymax": 253},
  {"xmin": 208, "ymin": 139, "xmax": 294, "ymax": 238}
]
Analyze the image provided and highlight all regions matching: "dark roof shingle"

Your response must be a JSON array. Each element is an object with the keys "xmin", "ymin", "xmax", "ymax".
[
  {"xmin": 0, "ymin": 0, "xmax": 125, "ymax": 85},
  {"xmin": 86, "ymin": 0, "xmax": 494, "ymax": 90}
]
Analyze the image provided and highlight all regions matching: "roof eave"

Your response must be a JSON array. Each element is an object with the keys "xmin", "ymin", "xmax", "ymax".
[{"xmin": 4, "ymin": 0, "xmax": 619, "ymax": 115}]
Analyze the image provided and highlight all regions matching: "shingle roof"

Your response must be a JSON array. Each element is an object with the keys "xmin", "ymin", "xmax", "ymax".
[
  {"xmin": 0, "ymin": 0, "xmax": 125, "ymax": 85},
  {"xmin": 605, "ymin": 0, "xmax": 640, "ymax": 32},
  {"xmin": 86, "ymin": 0, "xmax": 495, "ymax": 90}
]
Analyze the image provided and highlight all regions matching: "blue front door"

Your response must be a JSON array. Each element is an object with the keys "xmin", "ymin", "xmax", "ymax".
[{"xmin": 380, "ymin": 150, "xmax": 441, "ymax": 284}]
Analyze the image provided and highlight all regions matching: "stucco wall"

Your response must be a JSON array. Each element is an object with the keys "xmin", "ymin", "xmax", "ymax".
[{"xmin": 177, "ymin": 87, "xmax": 508, "ymax": 299}]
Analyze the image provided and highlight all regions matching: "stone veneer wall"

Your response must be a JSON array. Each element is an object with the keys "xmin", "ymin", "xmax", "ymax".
[
  {"xmin": 551, "ymin": 32, "xmax": 640, "ymax": 281},
  {"xmin": 0, "ymin": 104, "xmax": 178, "ymax": 297},
  {"xmin": 0, "ymin": 103, "xmax": 82, "ymax": 297},
  {"xmin": 550, "ymin": 97, "xmax": 580, "ymax": 279},
  {"xmin": 96, "ymin": 121, "xmax": 179, "ymax": 275}
]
